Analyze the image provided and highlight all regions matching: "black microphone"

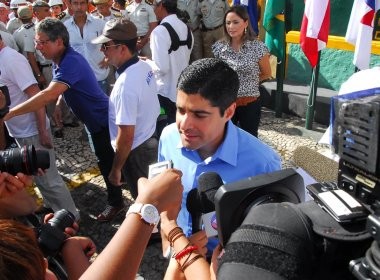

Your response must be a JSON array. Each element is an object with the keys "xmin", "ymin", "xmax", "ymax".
[{"xmin": 186, "ymin": 172, "xmax": 223, "ymax": 234}]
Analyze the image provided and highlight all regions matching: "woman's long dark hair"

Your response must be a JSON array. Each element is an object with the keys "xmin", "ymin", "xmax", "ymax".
[{"xmin": 222, "ymin": 5, "xmax": 257, "ymax": 43}]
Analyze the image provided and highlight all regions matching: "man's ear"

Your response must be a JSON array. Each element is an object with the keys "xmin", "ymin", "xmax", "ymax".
[{"xmin": 224, "ymin": 102, "xmax": 236, "ymax": 120}]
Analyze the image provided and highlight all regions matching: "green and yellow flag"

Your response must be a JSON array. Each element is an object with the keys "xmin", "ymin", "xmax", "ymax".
[{"xmin": 263, "ymin": 0, "xmax": 285, "ymax": 60}]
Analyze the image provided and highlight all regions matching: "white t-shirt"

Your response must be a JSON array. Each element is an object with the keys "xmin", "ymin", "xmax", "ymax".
[
  {"xmin": 0, "ymin": 46, "xmax": 49, "ymax": 138},
  {"xmin": 109, "ymin": 59, "xmax": 160, "ymax": 150}
]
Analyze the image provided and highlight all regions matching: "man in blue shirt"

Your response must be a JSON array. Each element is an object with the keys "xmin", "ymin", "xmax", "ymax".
[
  {"xmin": 158, "ymin": 58, "xmax": 281, "ymax": 245},
  {"xmin": 5, "ymin": 18, "xmax": 125, "ymax": 222}
]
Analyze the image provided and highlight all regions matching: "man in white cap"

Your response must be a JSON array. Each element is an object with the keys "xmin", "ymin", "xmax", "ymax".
[
  {"xmin": 91, "ymin": 0, "xmax": 123, "ymax": 22},
  {"xmin": 49, "ymin": 0, "xmax": 63, "ymax": 17},
  {"xmin": 6, "ymin": 0, "xmax": 28, "ymax": 34},
  {"xmin": 92, "ymin": 18, "xmax": 160, "ymax": 200},
  {"xmin": 0, "ymin": 2, "xmax": 9, "ymax": 28}
]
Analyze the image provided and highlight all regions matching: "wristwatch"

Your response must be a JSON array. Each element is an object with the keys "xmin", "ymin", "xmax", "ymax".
[{"xmin": 126, "ymin": 203, "xmax": 160, "ymax": 226}]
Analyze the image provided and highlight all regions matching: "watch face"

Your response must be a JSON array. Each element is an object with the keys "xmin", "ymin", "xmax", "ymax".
[{"xmin": 142, "ymin": 204, "xmax": 159, "ymax": 225}]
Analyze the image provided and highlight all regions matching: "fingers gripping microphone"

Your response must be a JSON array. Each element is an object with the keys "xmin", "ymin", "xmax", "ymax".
[{"xmin": 186, "ymin": 172, "xmax": 223, "ymax": 234}]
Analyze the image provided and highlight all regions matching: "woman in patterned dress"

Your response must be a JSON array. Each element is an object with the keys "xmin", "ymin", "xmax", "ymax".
[{"xmin": 212, "ymin": 5, "xmax": 272, "ymax": 137}]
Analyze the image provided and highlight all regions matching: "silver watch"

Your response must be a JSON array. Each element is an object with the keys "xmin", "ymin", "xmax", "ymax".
[{"xmin": 126, "ymin": 203, "xmax": 160, "ymax": 226}]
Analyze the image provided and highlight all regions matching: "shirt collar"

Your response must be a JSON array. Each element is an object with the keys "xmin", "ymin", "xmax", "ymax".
[
  {"xmin": 177, "ymin": 121, "xmax": 238, "ymax": 166},
  {"xmin": 69, "ymin": 13, "xmax": 92, "ymax": 24},
  {"xmin": 116, "ymin": 54, "xmax": 139, "ymax": 74}
]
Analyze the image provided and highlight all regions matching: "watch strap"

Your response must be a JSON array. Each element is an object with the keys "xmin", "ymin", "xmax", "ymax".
[{"xmin": 126, "ymin": 203, "xmax": 160, "ymax": 226}]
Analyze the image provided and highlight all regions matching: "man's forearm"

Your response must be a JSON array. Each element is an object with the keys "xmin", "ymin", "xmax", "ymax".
[
  {"xmin": 111, "ymin": 126, "xmax": 135, "ymax": 171},
  {"xmin": 112, "ymin": 142, "xmax": 132, "ymax": 171},
  {"xmin": 35, "ymin": 106, "xmax": 48, "ymax": 134},
  {"xmin": 7, "ymin": 83, "xmax": 66, "ymax": 120}
]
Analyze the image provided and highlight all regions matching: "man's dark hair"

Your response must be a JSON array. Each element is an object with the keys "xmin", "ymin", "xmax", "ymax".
[
  {"xmin": 114, "ymin": 0, "xmax": 125, "ymax": 8},
  {"xmin": 113, "ymin": 38, "xmax": 138, "ymax": 55},
  {"xmin": 177, "ymin": 58, "xmax": 239, "ymax": 116},
  {"xmin": 36, "ymin": 17, "xmax": 70, "ymax": 48},
  {"xmin": 161, "ymin": 0, "xmax": 177, "ymax": 14}
]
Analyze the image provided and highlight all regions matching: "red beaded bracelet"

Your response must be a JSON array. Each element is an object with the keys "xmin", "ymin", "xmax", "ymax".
[{"xmin": 174, "ymin": 245, "xmax": 198, "ymax": 260}]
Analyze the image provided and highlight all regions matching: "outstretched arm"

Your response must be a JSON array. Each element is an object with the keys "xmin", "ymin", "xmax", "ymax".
[
  {"xmin": 5, "ymin": 81, "xmax": 68, "ymax": 121},
  {"xmin": 80, "ymin": 169, "xmax": 183, "ymax": 280}
]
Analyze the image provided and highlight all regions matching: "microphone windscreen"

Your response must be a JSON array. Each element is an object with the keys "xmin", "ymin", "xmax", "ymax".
[
  {"xmin": 197, "ymin": 172, "xmax": 223, "ymax": 212},
  {"xmin": 186, "ymin": 188, "xmax": 200, "ymax": 215}
]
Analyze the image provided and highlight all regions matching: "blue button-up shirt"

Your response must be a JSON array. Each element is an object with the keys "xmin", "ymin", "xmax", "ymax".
[{"xmin": 158, "ymin": 121, "xmax": 281, "ymax": 237}]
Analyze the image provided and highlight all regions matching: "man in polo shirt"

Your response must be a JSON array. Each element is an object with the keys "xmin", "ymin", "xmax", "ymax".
[
  {"xmin": 5, "ymin": 18, "xmax": 125, "ymax": 222},
  {"xmin": 92, "ymin": 18, "xmax": 160, "ymax": 199}
]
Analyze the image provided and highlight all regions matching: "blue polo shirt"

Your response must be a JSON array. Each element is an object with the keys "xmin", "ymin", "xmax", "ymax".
[
  {"xmin": 158, "ymin": 121, "xmax": 282, "ymax": 237},
  {"xmin": 52, "ymin": 47, "xmax": 109, "ymax": 134}
]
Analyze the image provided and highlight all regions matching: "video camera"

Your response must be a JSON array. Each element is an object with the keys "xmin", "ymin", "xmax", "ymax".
[{"xmin": 214, "ymin": 94, "xmax": 380, "ymax": 279}]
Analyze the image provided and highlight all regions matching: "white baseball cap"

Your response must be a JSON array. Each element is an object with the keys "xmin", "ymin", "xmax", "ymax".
[
  {"xmin": 48, "ymin": 0, "xmax": 63, "ymax": 6},
  {"xmin": 10, "ymin": 0, "xmax": 28, "ymax": 9}
]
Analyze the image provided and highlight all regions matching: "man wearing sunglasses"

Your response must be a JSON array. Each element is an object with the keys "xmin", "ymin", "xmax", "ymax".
[{"xmin": 92, "ymin": 18, "xmax": 160, "ymax": 200}]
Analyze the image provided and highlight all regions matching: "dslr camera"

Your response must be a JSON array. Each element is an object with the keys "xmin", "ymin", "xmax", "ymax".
[
  {"xmin": 0, "ymin": 145, "xmax": 50, "ymax": 175},
  {"xmin": 36, "ymin": 209, "xmax": 76, "ymax": 257}
]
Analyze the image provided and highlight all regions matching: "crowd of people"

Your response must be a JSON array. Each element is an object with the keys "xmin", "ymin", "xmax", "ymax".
[{"xmin": 0, "ymin": 0, "xmax": 280, "ymax": 278}]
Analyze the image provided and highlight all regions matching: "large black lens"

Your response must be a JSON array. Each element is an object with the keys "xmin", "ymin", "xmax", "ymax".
[
  {"xmin": 48, "ymin": 209, "xmax": 76, "ymax": 231},
  {"xmin": 0, "ymin": 145, "xmax": 50, "ymax": 175}
]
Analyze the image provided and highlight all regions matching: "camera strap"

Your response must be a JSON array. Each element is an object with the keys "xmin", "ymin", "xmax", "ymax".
[{"xmin": 298, "ymin": 201, "xmax": 371, "ymax": 241}]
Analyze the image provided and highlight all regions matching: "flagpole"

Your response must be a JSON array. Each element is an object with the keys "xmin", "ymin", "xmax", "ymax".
[
  {"xmin": 275, "ymin": 1, "xmax": 287, "ymax": 118},
  {"xmin": 305, "ymin": 51, "xmax": 321, "ymax": 130},
  {"xmin": 275, "ymin": 55, "xmax": 285, "ymax": 118}
]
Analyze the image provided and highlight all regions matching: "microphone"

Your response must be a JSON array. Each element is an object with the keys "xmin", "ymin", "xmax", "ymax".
[{"xmin": 186, "ymin": 172, "xmax": 223, "ymax": 234}]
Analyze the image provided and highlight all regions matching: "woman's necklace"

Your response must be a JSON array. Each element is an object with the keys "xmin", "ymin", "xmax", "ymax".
[{"xmin": 231, "ymin": 38, "xmax": 243, "ymax": 52}]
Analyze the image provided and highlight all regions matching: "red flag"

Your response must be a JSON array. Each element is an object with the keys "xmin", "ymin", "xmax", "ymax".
[
  {"xmin": 300, "ymin": 0, "xmax": 330, "ymax": 67},
  {"xmin": 346, "ymin": 0, "xmax": 380, "ymax": 70}
]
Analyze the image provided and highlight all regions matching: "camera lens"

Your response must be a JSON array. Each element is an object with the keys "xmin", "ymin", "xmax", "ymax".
[
  {"xmin": 48, "ymin": 209, "xmax": 76, "ymax": 231},
  {"xmin": 0, "ymin": 145, "xmax": 50, "ymax": 175}
]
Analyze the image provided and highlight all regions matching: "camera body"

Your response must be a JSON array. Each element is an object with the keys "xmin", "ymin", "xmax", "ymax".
[
  {"xmin": 334, "ymin": 94, "xmax": 380, "ymax": 208},
  {"xmin": 37, "ymin": 209, "xmax": 76, "ymax": 257}
]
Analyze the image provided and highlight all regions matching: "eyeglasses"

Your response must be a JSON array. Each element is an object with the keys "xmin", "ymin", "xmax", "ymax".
[
  {"xmin": 34, "ymin": 39, "xmax": 51, "ymax": 46},
  {"xmin": 101, "ymin": 43, "xmax": 122, "ymax": 51}
]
